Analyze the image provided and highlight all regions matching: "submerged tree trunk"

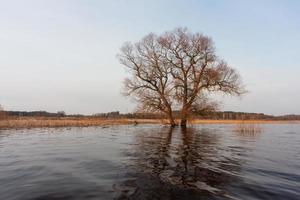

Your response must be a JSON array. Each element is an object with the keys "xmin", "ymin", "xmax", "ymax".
[
  {"xmin": 180, "ymin": 106, "xmax": 188, "ymax": 127},
  {"xmin": 180, "ymin": 118, "xmax": 187, "ymax": 127},
  {"xmin": 167, "ymin": 110, "xmax": 177, "ymax": 127},
  {"xmin": 169, "ymin": 117, "xmax": 176, "ymax": 127}
]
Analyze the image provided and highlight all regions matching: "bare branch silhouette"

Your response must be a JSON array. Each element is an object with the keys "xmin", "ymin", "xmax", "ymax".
[{"xmin": 119, "ymin": 28, "xmax": 245, "ymax": 126}]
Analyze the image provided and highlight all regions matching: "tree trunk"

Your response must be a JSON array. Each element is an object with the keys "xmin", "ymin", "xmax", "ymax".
[
  {"xmin": 168, "ymin": 113, "xmax": 176, "ymax": 127},
  {"xmin": 180, "ymin": 106, "xmax": 188, "ymax": 127},
  {"xmin": 166, "ymin": 109, "xmax": 176, "ymax": 127},
  {"xmin": 169, "ymin": 118, "xmax": 176, "ymax": 127},
  {"xmin": 180, "ymin": 118, "xmax": 187, "ymax": 127}
]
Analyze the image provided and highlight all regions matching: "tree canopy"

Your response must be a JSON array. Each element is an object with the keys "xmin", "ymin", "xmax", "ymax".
[{"xmin": 119, "ymin": 28, "xmax": 245, "ymax": 126}]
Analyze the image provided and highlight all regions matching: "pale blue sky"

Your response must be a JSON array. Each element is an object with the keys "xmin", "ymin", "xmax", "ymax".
[{"xmin": 0, "ymin": 0, "xmax": 299, "ymax": 115}]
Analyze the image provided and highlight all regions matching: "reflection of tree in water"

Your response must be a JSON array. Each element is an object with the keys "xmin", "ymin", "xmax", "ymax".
[{"xmin": 116, "ymin": 126, "xmax": 246, "ymax": 200}]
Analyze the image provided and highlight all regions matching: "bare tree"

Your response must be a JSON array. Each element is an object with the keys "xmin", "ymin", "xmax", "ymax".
[
  {"xmin": 57, "ymin": 111, "xmax": 66, "ymax": 117},
  {"xmin": 159, "ymin": 28, "xmax": 244, "ymax": 126},
  {"xmin": 119, "ymin": 28, "xmax": 244, "ymax": 126},
  {"xmin": 119, "ymin": 34, "xmax": 176, "ymax": 126},
  {"xmin": 0, "ymin": 104, "xmax": 5, "ymax": 120}
]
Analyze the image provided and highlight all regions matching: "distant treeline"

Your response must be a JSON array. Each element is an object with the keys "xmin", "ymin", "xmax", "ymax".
[
  {"xmin": 93, "ymin": 111, "xmax": 300, "ymax": 120},
  {"xmin": 1, "ymin": 111, "xmax": 68, "ymax": 118},
  {"xmin": 1, "ymin": 110, "xmax": 300, "ymax": 120}
]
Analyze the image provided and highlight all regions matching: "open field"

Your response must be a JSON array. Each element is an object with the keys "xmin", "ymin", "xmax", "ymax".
[{"xmin": 0, "ymin": 117, "xmax": 299, "ymax": 129}]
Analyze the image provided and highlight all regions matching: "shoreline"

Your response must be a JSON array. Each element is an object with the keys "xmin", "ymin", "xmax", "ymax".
[{"xmin": 0, "ymin": 117, "xmax": 300, "ymax": 130}]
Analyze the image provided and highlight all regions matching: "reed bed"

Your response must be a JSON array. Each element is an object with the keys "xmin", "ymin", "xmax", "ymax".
[
  {"xmin": 0, "ymin": 117, "xmax": 299, "ymax": 129},
  {"xmin": 234, "ymin": 123, "xmax": 263, "ymax": 136},
  {"xmin": 0, "ymin": 118, "xmax": 155, "ymax": 129},
  {"xmin": 190, "ymin": 119, "xmax": 300, "ymax": 124}
]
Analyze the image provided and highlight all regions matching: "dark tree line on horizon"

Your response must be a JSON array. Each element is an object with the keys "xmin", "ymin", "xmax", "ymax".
[
  {"xmin": 94, "ymin": 111, "xmax": 298, "ymax": 121},
  {"xmin": 1, "ymin": 109, "xmax": 300, "ymax": 121}
]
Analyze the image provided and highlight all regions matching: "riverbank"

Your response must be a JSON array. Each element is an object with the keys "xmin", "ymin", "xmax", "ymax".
[{"xmin": 0, "ymin": 117, "xmax": 299, "ymax": 129}]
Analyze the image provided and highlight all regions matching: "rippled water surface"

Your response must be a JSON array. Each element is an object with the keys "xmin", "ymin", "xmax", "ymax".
[{"xmin": 0, "ymin": 124, "xmax": 299, "ymax": 200}]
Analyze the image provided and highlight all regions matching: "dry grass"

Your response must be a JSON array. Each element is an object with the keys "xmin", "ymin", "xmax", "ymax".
[
  {"xmin": 0, "ymin": 117, "xmax": 168, "ymax": 129},
  {"xmin": 234, "ymin": 123, "xmax": 263, "ymax": 135},
  {"xmin": 189, "ymin": 119, "xmax": 300, "ymax": 124},
  {"xmin": 0, "ymin": 117, "xmax": 299, "ymax": 129}
]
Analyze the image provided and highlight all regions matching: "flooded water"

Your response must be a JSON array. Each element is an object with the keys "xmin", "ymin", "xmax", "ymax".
[{"xmin": 0, "ymin": 124, "xmax": 299, "ymax": 200}]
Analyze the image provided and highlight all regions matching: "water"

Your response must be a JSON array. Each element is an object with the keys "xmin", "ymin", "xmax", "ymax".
[{"xmin": 0, "ymin": 124, "xmax": 299, "ymax": 200}]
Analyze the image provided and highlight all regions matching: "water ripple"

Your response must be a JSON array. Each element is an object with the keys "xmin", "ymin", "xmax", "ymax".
[{"xmin": 0, "ymin": 125, "xmax": 299, "ymax": 200}]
